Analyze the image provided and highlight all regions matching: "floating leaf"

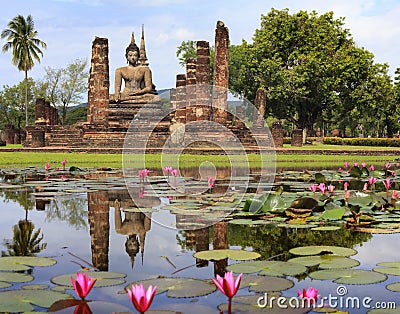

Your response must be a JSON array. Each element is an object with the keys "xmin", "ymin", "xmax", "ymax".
[
  {"xmin": 289, "ymin": 246, "xmax": 357, "ymax": 257},
  {"xmin": 315, "ymin": 173, "xmax": 325, "ymax": 184},
  {"xmin": 0, "ymin": 271, "xmax": 33, "ymax": 283},
  {"xmin": 311, "ymin": 226, "xmax": 341, "ymax": 231},
  {"xmin": 22, "ymin": 284, "xmax": 48, "ymax": 290},
  {"xmin": 288, "ymin": 255, "xmax": 359, "ymax": 269},
  {"xmin": 290, "ymin": 197, "xmax": 318, "ymax": 210},
  {"xmin": 227, "ymin": 261, "xmax": 307, "ymax": 277},
  {"xmin": 0, "ymin": 289, "xmax": 72, "ymax": 312},
  {"xmin": 374, "ymin": 262, "xmax": 400, "ymax": 276},
  {"xmin": 0, "ymin": 256, "xmax": 56, "ymax": 271},
  {"xmin": 51, "ymin": 271, "xmax": 126, "ymax": 287},
  {"xmin": 126, "ymin": 277, "xmax": 216, "ymax": 298},
  {"xmin": 48, "ymin": 300, "xmax": 132, "ymax": 313},
  {"xmin": 240, "ymin": 275, "xmax": 294, "ymax": 292},
  {"xmin": 309, "ymin": 269, "xmax": 387, "ymax": 284},
  {"xmin": 367, "ymin": 308, "xmax": 400, "ymax": 314},
  {"xmin": 350, "ymin": 166, "xmax": 363, "ymax": 178},
  {"xmin": 386, "ymin": 282, "xmax": 400, "ymax": 292},
  {"xmin": 193, "ymin": 249, "xmax": 260, "ymax": 261},
  {"xmin": 0, "ymin": 282, "xmax": 11, "ymax": 288},
  {"xmin": 320, "ymin": 208, "xmax": 346, "ymax": 221}
]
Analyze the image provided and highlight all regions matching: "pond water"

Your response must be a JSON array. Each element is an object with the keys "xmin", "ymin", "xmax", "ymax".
[{"xmin": 0, "ymin": 167, "xmax": 400, "ymax": 313}]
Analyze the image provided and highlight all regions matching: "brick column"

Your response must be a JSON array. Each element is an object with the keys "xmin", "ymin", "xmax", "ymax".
[
  {"xmin": 45, "ymin": 101, "xmax": 52, "ymax": 125},
  {"xmin": 4, "ymin": 125, "xmax": 15, "ymax": 144},
  {"xmin": 212, "ymin": 21, "xmax": 229, "ymax": 124},
  {"xmin": 175, "ymin": 74, "xmax": 187, "ymax": 123},
  {"xmin": 88, "ymin": 191, "xmax": 110, "ymax": 271},
  {"xmin": 291, "ymin": 129, "xmax": 303, "ymax": 147},
  {"xmin": 186, "ymin": 57, "xmax": 197, "ymax": 122},
  {"xmin": 253, "ymin": 88, "xmax": 266, "ymax": 128},
  {"xmin": 272, "ymin": 121, "xmax": 284, "ymax": 147},
  {"xmin": 87, "ymin": 37, "xmax": 110, "ymax": 126},
  {"xmin": 196, "ymin": 41, "xmax": 210, "ymax": 121}
]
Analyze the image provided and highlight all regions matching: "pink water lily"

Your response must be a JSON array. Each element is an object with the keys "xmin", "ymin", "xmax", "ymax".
[
  {"xmin": 138, "ymin": 169, "xmax": 150, "ymax": 182},
  {"xmin": 383, "ymin": 178, "xmax": 391, "ymax": 190},
  {"xmin": 338, "ymin": 167, "xmax": 343, "ymax": 173},
  {"xmin": 163, "ymin": 166, "xmax": 173, "ymax": 175},
  {"xmin": 298, "ymin": 287, "xmax": 319, "ymax": 304},
  {"xmin": 45, "ymin": 161, "xmax": 51, "ymax": 171},
  {"xmin": 212, "ymin": 271, "xmax": 242, "ymax": 314},
  {"xmin": 392, "ymin": 190, "xmax": 399, "ymax": 200},
  {"xmin": 70, "ymin": 272, "xmax": 97, "ymax": 300},
  {"xmin": 368, "ymin": 177, "xmax": 377, "ymax": 186},
  {"xmin": 127, "ymin": 284, "xmax": 157, "ymax": 314},
  {"xmin": 208, "ymin": 176, "xmax": 215, "ymax": 189},
  {"xmin": 327, "ymin": 185, "xmax": 335, "ymax": 194},
  {"xmin": 344, "ymin": 162, "xmax": 349, "ymax": 169},
  {"xmin": 385, "ymin": 163, "xmax": 390, "ymax": 170},
  {"xmin": 353, "ymin": 162, "xmax": 359, "ymax": 167},
  {"xmin": 362, "ymin": 162, "xmax": 367, "ymax": 168},
  {"xmin": 318, "ymin": 183, "xmax": 327, "ymax": 195},
  {"xmin": 171, "ymin": 169, "xmax": 178, "ymax": 177},
  {"xmin": 61, "ymin": 159, "xmax": 67, "ymax": 170},
  {"xmin": 344, "ymin": 182, "xmax": 349, "ymax": 191},
  {"xmin": 309, "ymin": 184, "xmax": 318, "ymax": 193},
  {"xmin": 369, "ymin": 165, "xmax": 375, "ymax": 171},
  {"xmin": 362, "ymin": 183, "xmax": 368, "ymax": 192}
]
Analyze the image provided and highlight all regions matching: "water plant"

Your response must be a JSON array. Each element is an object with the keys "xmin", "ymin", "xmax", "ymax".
[
  {"xmin": 126, "ymin": 284, "xmax": 157, "ymax": 314},
  {"xmin": 70, "ymin": 272, "xmax": 97, "ymax": 300},
  {"xmin": 212, "ymin": 271, "xmax": 242, "ymax": 314}
]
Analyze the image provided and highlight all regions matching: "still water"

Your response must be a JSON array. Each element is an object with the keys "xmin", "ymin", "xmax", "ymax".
[{"xmin": 0, "ymin": 168, "xmax": 399, "ymax": 313}]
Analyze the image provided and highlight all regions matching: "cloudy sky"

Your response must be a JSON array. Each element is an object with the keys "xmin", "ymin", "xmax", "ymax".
[{"xmin": 1, "ymin": 0, "xmax": 400, "ymax": 95}]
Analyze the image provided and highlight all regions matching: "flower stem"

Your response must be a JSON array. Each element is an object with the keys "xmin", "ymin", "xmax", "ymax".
[{"xmin": 228, "ymin": 297, "xmax": 232, "ymax": 314}]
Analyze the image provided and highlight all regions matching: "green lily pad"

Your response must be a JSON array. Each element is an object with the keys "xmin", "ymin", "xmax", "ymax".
[
  {"xmin": 0, "ymin": 271, "xmax": 33, "ymax": 283},
  {"xmin": 193, "ymin": 249, "xmax": 260, "ymax": 261},
  {"xmin": 367, "ymin": 308, "xmax": 400, "ymax": 314},
  {"xmin": 311, "ymin": 226, "xmax": 341, "ymax": 231},
  {"xmin": 386, "ymin": 282, "xmax": 400, "ymax": 292},
  {"xmin": 0, "ymin": 256, "xmax": 57, "ymax": 271},
  {"xmin": 348, "ymin": 195, "xmax": 373, "ymax": 207},
  {"xmin": 51, "ymin": 271, "xmax": 126, "ymax": 287},
  {"xmin": 22, "ymin": 284, "xmax": 49, "ymax": 290},
  {"xmin": 288, "ymin": 255, "xmax": 359, "ymax": 269},
  {"xmin": 289, "ymin": 246, "xmax": 357, "ymax": 257},
  {"xmin": 0, "ymin": 289, "xmax": 72, "ymax": 312},
  {"xmin": 320, "ymin": 208, "xmax": 346, "ymax": 220},
  {"xmin": 373, "ymin": 262, "xmax": 400, "ymax": 276},
  {"xmin": 0, "ymin": 282, "xmax": 11, "ymax": 288},
  {"xmin": 226, "ymin": 261, "xmax": 307, "ymax": 277},
  {"xmin": 125, "ymin": 277, "xmax": 216, "ymax": 298},
  {"xmin": 309, "ymin": 269, "xmax": 387, "ymax": 284},
  {"xmin": 240, "ymin": 275, "xmax": 294, "ymax": 292}
]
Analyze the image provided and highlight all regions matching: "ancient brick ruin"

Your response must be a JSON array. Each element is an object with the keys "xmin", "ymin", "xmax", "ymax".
[{"xmin": 24, "ymin": 21, "xmax": 274, "ymax": 151}]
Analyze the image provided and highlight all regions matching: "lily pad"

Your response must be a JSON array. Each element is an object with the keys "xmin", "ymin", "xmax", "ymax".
[
  {"xmin": 0, "ymin": 289, "xmax": 72, "ymax": 312},
  {"xmin": 311, "ymin": 226, "xmax": 341, "ymax": 231},
  {"xmin": 51, "ymin": 271, "xmax": 126, "ymax": 287},
  {"xmin": 289, "ymin": 246, "xmax": 357, "ymax": 257},
  {"xmin": 193, "ymin": 249, "xmax": 260, "ymax": 261},
  {"xmin": 373, "ymin": 262, "xmax": 400, "ymax": 276},
  {"xmin": 226, "ymin": 261, "xmax": 307, "ymax": 277},
  {"xmin": 320, "ymin": 208, "xmax": 346, "ymax": 220},
  {"xmin": 309, "ymin": 269, "xmax": 387, "ymax": 284},
  {"xmin": 0, "ymin": 271, "xmax": 33, "ymax": 283},
  {"xmin": 288, "ymin": 255, "xmax": 359, "ymax": 269},
  {"xmin": 386, "ymin": 282, "xmax": 400, "ymax": 292},
  {"xmin": 0, "ymin": 256, "xmax": 57, "ymax": 271},
  {"xmin": 367, "ymin": 308, "xmax": 400, "ymax": 314},
  {"xmin": 240, "ymin": 275, "xmax": 294, "ymax": 292},
  {"xmin": 126, "ymin": 277, "xmax": 216, "ymax": 298}
]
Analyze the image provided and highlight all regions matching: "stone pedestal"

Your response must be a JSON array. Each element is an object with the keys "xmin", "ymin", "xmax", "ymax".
[
  {"xmin": 272, "ymin": 121, "xmax": 284, "ymax": 147},
  {"xmin": 31, "ymin": 129, "xmax": 46, "ymax": 148},
  {"xmin": 291, "ymin": 129, "xmax": 303, "ymax": 147}
]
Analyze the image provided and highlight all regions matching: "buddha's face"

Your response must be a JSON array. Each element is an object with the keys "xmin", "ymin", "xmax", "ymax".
[{"xmin": 127, "ymin": 50, "xmax": 139, "ymax": 65}]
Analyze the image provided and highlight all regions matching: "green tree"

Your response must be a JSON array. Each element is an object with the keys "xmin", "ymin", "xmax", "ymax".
[
  {"xmin": 1, "ymin": 15, "xmax": 47, "ymax": 127},
  {"xmin": 43, "ymin": 58, "xmax": 88, "ymax": 125},
  {"xmin": 176, "ymin": 40, "xmax": 197, "ymax": 67}
]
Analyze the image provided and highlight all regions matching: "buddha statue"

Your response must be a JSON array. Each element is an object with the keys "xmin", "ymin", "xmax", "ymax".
[{"xmin": 112, "ymin": 27, "xmax": 156, "ymax": 103}]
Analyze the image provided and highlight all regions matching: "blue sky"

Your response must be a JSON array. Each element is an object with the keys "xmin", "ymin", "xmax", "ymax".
[{"xmin": 1, "ymin": 0, "xmax": 400, "ymax": 95}]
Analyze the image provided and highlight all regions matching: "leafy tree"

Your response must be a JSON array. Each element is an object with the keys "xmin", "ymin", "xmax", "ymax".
[
  {"xmin": 176, "ymin": 40, "xmax": 197, "ymax": 67},
  {"xmin": 1, "ymin": 15, "xmax": 46, "ymax": 127},
  {"xmin": 43, "ymin": 58, "xmax": 89, "ymax": 125}
]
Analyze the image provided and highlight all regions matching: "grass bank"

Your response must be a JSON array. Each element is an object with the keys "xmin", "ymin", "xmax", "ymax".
[{"xmin": 0, "ymin": 150, "xmax": 396, "ymax": 169}]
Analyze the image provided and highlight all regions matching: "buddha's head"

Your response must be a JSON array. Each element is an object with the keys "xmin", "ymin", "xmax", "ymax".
[{"xmin": 125, "ymin": 42, "xmax": 140, "ymax": 65}]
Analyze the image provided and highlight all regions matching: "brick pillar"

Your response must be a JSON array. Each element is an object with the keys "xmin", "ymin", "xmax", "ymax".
[
  {"xmin": 35, "ymin": 98, "xmax": 47, "ymax": 125},
  {"xmin": 196, "ymin": 41, "xmax": 210, "ymax": 121},
  {"xmin": 212, "ymin": 21, "xmax": 229, "ymax": 124},
  {"xmin": 272, "ymin": 121, "xmax": 284, "ymax": 147},
  {"xmin": 253, "ymin": 88, "xmax": 266, "ymax": 128},
  {"xmin": 44, "ymin": 101, "xmax": 52, "ymax": 125},
  {"xmin": 170, "ymin": 88, "xmax": 176, "ymax": 109},
  {"xmin": 53, "ymin": 107, "xmax": 59, "ymax": 125},
  {"xmin": 87, "ymin": 37, "xmax": 110, "ymax": 126},
  {"xmin": 291, "ymin": 129, "xmax": 303, "ymax": 147},
  {"xmin": 31, "ymin": 129, "xmax": 45, "ymax": 148},
  {"xmin": 175, "ymin": 74, "xmax": 187, "ymax": 123},
  {"xmin": 88, "ymin": 191, "xmax": 110, "ymax": 271},
  {"xmin": 5, "ymin": 125, "xmax": 15, "ymax": 144},
  {"xmin": 186, "ymin": 57, "xmax": 197, "ymax": 122}
]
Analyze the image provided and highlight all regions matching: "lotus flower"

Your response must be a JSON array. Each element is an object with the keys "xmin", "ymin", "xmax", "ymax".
[
  {"xmin": 362, "ymin": 183, "xmax": 368, "ymax": 192},
  {"xmin": 212, "ymin": 271, "xmax": 242, "ymax": 314},
  {"xmin": 362, "ymin": 162, "xmax": 367, "ymax": 168},
  {"xmin": 171, "ymin": 169, "xmax": 178, "ymax": 177},
  {"xmin": 327, "ymin": 185, "xmax": 335, "ymax": 194},
  {"xmin": 338, "ymin": 167, "xmax": 343, "ymax": 173},
  {"xmin": 127, "ymin": 284, "xmax": 157, "ymax": 314},
  {"xmin": 383, "ymin": 178, "xmax": 391, "ymax": 191},
  {"xmin": 163, "ymin": 166, "xmax": 173, "ymax": 176},
  {"xmin": 368, "ymin": 177, "xmax": 377, "ymax": 187},
  {"xmin": 45, "ymin": 161, "xmax": 51, "ymax": 171},
  {"xmin": 353, "ymin": 162, "xmax": 359, "ymax": 167},
  {"xmin": 318, "ymin": 183, "xmax": 327, "ymax": 195},
  {"xmin": 298, "ymin": 287, "xmax": 319, "ymax": 304},
  {"xmin": 208, "ymin": 176, "xmax": 215, "ymax": 189},
  {"xmin": 392, "ymin": 190, "xmax": 399, "ymax": 200},
  {"xmin": 70, "ymin": 272, "xmax": 97, "ymax": 300},
  {"xmin": 344, "ymin": 162, "xmax": 349, "ymax": 169},
  {"xmin": 138, "ymin": 169, "xmax": 150, "ymax": 182},
  {"xmin": 309, "ymin": 184, "xmax": 318, "ymax": 193},
  {"xmin": 369, "ymin": 165, "xmax": 375, "ymax": 171},
  {"xmin": 385, "ymin": 163, "xmax": 390, "ymax": 170},
  {"xmin": 344, "ymin": 182, "xmax": 349, "ymax": 191},
  {"xmin": 61, "ymin": 159, "xmax": 67, "ymax": 170},
  {"xmin": 61, "ymin": 175, "xmax": 67, "ymax": 181}
]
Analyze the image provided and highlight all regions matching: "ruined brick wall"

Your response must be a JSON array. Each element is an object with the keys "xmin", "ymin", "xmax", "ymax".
[
  {"xmin": 272, "ymin": 121, "xmax": 284, "ymax": 147},
  {"xmin": 291, "ymin": 129, "xmax": 303, "ymax": 147},
  {"xmin": 186, "ymin": 57, "xmax": 197, "ymax": 122},
  {"xmin": 87, "ymin": 37, "xmax": 110, "ymax": 126},
  {"xmin": 253, "ymin": 88, "xmax": 266, "ymax": 128},
  {"xmin": 195, "ymin": 41, "xmax": 210, "ymax": 121},
  {"xmin": 175, "ymin": 74, "xmax": 187, "ymax": 123}
]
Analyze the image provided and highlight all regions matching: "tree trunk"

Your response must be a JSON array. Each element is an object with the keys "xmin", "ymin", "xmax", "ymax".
[{"xmin": 24, "ymin": 70, "xmax": 28, "ymax": 127}]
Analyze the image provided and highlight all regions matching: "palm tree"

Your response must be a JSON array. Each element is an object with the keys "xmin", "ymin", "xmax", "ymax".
[{"xmin": 1, "ymin": 15, "xmax": 47, "ymax": 127}]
